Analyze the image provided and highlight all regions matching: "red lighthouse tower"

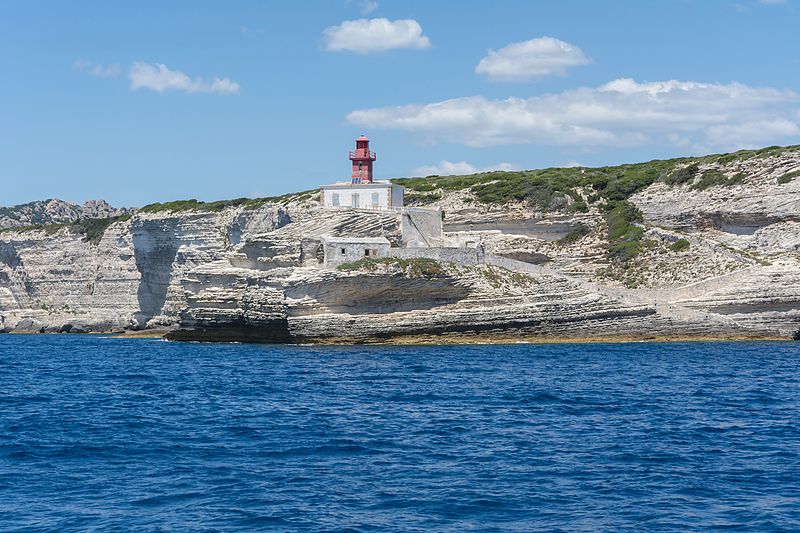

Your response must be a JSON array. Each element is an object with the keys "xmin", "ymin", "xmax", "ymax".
[{"xmin": 349, "ymin": 135, "xmax": 377, "ymax": 184}]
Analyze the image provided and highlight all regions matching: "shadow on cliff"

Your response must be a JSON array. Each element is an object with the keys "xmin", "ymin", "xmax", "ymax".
[
  {"xmin": 285, "ymin": 275, "xmax": 470, "ymax": 315},
  {"xmin": 0, "ymin": 241, "xmax": 33, "ymax": 310},
  {"xmin": 132, "ymin": 219, "xmax": 180, "ymax": 328}
]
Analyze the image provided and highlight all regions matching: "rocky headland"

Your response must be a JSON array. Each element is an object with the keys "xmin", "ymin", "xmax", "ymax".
[
  {"xmin": 0, "ymin": 199, "xmax": 132, "ymax": 230},
  {"xmin": 1, "ymin": 145, "xmax": 799, "ymax": 343}
]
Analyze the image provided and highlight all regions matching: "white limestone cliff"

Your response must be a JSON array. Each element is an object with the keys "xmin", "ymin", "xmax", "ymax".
[{"xmin": 1, "ymin": 148, "xmax": 799, "ymax": 342}]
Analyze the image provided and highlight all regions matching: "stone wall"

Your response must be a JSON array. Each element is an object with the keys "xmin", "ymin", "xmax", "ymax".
[
  {"xmin": 401, "ymin": 208, "xmax": 444, "ymax": 247},
  {"xmin": 388, "ymin": 246, "xmax": 483, "ymax": 265}
]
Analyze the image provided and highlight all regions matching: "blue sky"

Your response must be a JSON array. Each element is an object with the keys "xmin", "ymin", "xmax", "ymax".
[{"xmin": 1, "ymin": 0, "xmax": 799, "ymax": 207}]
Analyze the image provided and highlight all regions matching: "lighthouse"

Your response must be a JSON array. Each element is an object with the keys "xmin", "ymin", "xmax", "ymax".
[
  {"xmin": 349, "ymin": 135, "xmax": 376, "ymax": 184},
  {"xmin": 321, "ymin": 135, "xmax": 404, "ymax": 210}
]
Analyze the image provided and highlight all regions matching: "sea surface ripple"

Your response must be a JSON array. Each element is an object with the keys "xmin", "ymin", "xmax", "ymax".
[{"xmin": 1, "ymin": 336, "xmax": 798, "ymax": 531}]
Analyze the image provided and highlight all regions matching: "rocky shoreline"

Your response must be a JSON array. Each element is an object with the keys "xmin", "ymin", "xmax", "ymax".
[{"xmin": 4, "ymin": 329, "xmax": 787, "ymax": 346}]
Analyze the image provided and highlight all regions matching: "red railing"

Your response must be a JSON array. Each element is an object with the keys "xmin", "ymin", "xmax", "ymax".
[{"xmin": 349, "ymin": 150, "xmax": 377, "ymax": 160}]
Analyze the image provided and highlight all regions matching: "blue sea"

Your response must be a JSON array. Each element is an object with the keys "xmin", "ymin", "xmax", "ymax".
[{"xmin": 1, "ymin": 336, "xmax": 798, "ymax": 531}]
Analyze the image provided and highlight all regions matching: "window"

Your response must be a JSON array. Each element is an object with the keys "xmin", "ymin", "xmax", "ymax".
[
  {"xmin": 372, "ymin": 192, "xmax": 380, "ymax": 207},
  {"xmin": 332, "ymin": 193, "xmax": 339, "ymax": 207}
]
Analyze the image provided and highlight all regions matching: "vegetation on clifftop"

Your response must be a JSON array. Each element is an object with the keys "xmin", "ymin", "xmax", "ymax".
[
  {"xmin": 0, "ymin": 214, "xmax": 132, "ymax": 244},
  {"xmin": 139, "ymin": 189, "xmax": 318, "ymax": 214},
  {"xmin": 393, "ymin": 144, "xmax": 800, "ymax": 263},
  {"xmin": 394, "ymin": 145, "xmax": 800, "ymax": 210}
]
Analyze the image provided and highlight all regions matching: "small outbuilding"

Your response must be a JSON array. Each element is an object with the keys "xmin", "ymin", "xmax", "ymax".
[{"xmin": 321, "ymin": 236, "xmax": 391, "ymax": 267}]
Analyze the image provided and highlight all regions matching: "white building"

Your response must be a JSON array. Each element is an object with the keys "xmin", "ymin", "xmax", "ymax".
[{"xmin": 321, "ymin": 181, "xmax": 405, "ymax": 211}]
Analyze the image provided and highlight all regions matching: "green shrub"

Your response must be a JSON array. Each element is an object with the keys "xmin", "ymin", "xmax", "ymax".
[
  {"xmin": 570, "ymin": 200, "xmax": 588, "ymax": 213},
  {"xmin": 669, "ymin": 239, "xmax": 690, "ymax": 252},
  {"xmin": 690, "ymin": 170, "xmax": 746, "ymax": 191},
  {"xmin": 690, "ymin": 170, "xmax": 726, "ymax": 190},
  {"xmin": 405, "ymin": 192, "xmax": 443, "ymax": 204},
  {"xmin": 560, "ymin": 223, "xmax": 590, "ymax": 244},
  {"xmin": 728, "ymin": 172, "xmax": 746, "ymax": 186},
  {"xmin": 664, "ymin": 164, "xmax": 699, "ymax": 186},
  {"xmin": 139, "ymin": 199, "xmax": 207, "ymax": 213},
  {"xmin": 75, "ymin": 218, "xmax": 117, "ymax": 244},
  {"xmin": 606, "ymin": 201, "xmax": 645, "ymax": 262},
  {"xmin": 778, "ymin": 170, "xmax": 799, "ymax": 185}
]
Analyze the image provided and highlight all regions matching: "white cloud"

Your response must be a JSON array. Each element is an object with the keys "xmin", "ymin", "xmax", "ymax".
[
  {"xmin": 347, "ymin": 78, "xmax": 800, "ymax": 151},
  {"xmin": 345, "ymin": 0, "xmax": 379, "ymax": 14},
  {"xmin": 128, "ymin": 62, "xmax": 240, "ymax": 95},
  {"xmin": 359, "ymin": 0, "xmax": 379, "ymax": 14},
  {"xmin": 323, "ymin": 18, "xmax": 431, "ymax": 53},
  {"xmin": 73, "ymin": 60, "xmax": 121, "ymax": 78},
  {"xmin": 705, "ymin": 119, "xmax": 799, "ymax": 148},
  {"xmin": 412, "ymin": 160, "xmax": 518, "ymax": 176},
  {"xmin": 476, "ymin": 37, "xmax": 590, "ymax": 82},
  {"xmin": 239, "ymin": 25, "xmax": 265, "ymax": 37}
]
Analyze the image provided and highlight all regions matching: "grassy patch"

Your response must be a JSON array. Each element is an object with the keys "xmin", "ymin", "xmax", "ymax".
[
  {"xmin": 337, "ymin": 257, "xmax": 445, "ymax": 276},
  {"xmin": 669, "ymin": 239, "xmax": 690, "ymax": 252}
]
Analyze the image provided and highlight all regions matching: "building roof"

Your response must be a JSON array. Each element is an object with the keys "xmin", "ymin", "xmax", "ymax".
[{"xmin": 321, "ymin": 236, "xmax": 390, "ymax": 245}]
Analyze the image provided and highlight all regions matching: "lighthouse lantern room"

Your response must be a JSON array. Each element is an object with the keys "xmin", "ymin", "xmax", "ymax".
[
  {"xmin": 321, "ymin": 135, "xmax": 404, "ymax": 210},
  {"xmin": 349, "ymin": 135, "xmax": 376, "ymax": 184}
]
